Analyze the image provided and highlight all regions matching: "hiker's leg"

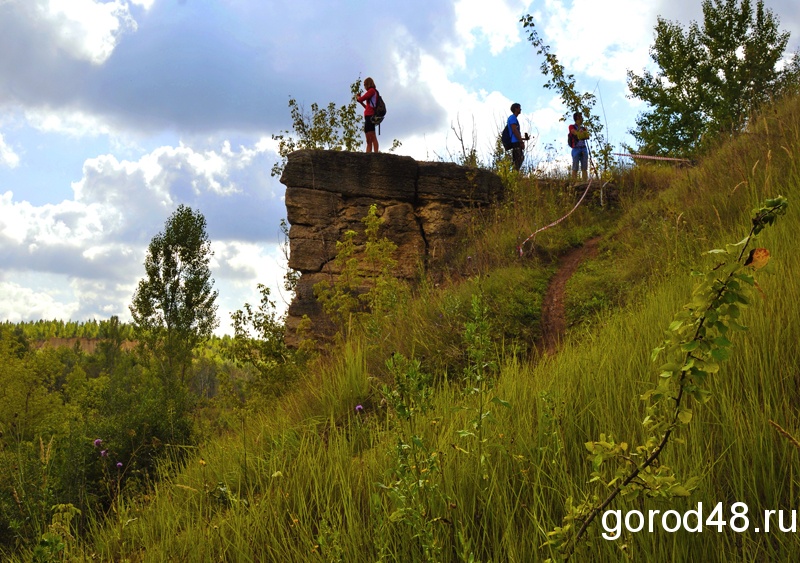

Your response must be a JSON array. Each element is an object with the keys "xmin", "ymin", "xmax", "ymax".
[
  {"xmin": 512, "ymin": 143, "xmax": 523, "ymax": 171},
  {"xmin": 366, "ymin": 131, "xmax": 379, "ymax": 152},
  {"xmin": 571, "ymin": 148, "xmax": 580, "ymax": 181},
  {"xmin": 580, "ymin": 149, "xmax": 588, "ymax": 181},
  {"xmin": 364, "ymin": 117, "xmax": 376, "ymax": 152}
]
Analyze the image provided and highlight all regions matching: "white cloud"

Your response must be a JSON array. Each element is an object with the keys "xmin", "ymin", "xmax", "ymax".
[
  {"xmin": 212, "ymin": 240, "xmax": 291, "ymax": 329},
  {"xmin": 388, "ymin": 47, "xmax": 510, "ymax": 162},
  {"xmin": 0, "ymin": 136, "xmax": 287, "ymax": 327},
  {"xmin": 0, "ymin": 133, "xmax": 20, "ymax": 168},
  {"xmin": 41, "ymin": 0, "xmax": 137, "ymax": 64},
  {"xmin": 453, "ymin": 0, "xmax": 530, "ymax": 56},
  {"xmin": 0, "ymin": 279, "xmax": 79, "ymax": 322},
  {"xmin": 539, "ymin": 0, "xmax": 655, "ymax": 81},
  {"xmin": 129, "ymin": 0, "xmax": 155, "ymax": 9},
  {"xmin": 23, "ymin": 107, "xmax": 116, "ymax": 138}
]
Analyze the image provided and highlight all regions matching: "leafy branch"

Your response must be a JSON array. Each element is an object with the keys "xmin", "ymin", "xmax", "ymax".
[
  {"xmin": 520, "ymin": 16, "xmax": 597, "ymax": 128},
  {"xmin": 270, "ymin": 78, "xmax": 364, "ymax": 177},
  {"xmin": 520, "ymin": 15, "xmax": 613, "ymax": 173},
  {"xmin": 547, "ymin": 196, "xmax": 788, "ymax": 560}
]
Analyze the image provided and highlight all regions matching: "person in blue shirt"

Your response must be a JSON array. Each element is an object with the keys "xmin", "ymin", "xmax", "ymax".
[{"xmin": 507, "ymin": 103, "xmax": 529, "ymax": 171}]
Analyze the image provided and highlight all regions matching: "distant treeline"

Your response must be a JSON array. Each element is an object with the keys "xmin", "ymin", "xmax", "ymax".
[
  {"xmin": 2, "ymin": 317, "xmax": 136, "ymax": 341},
  {"xmin": 2, "ymin": 318, "xmax": 235, "ymax": 348}
]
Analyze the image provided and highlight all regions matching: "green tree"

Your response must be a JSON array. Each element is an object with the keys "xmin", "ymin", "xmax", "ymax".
[
  {"xmin": 627, "ymin": 0, "xmax": 796, "ymax": 157},
  {"xmin": 270, "ymin": 78, "xmax": 365, "ymax": 177},
  {"xmin": 130, "ymin": 205, "xmax": 218, "ymax": 387},
  {"xmin": 95, "ymin": 315, "xmax": 124, "ymax": 374},
  {"xmin": 228, "ymin": 284, "xmax": 300, "ymax": 400}
]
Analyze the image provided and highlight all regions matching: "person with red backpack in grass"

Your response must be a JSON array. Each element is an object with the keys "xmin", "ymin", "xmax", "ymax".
[
  {"xmin": 568, "ymin": 111, "xmax": 590, "ymax": 183},
  {"xmin": 357, "ymin": 77, "xmax": 380, "ymax": 152}
]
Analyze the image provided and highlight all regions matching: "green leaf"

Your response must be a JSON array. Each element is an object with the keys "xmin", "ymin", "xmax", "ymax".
[
  {"xmin": 668, "ymin": 320, "xmax": 684, "ymax": 331},
  {"xmin": 670, "ymin": 485, "xmax": 691, "ymax": 497},
  {"xmin": 711, "ymin": 348, "xmax": 731, "ymax": 362},
  {"xmin": 650, "ymin": 346, "xmax": 665, "ymax": 362},
  {"xmin": 713, "ymin": 335, "xmax": 732, "ymax": 347},
  {"xmin": 730, "ymin": 320, "xmax": 748, "ymax": 332},
  {"xmin": 677, "ymin": 409, "xmax": 693, "ymax": 424},
  {"xmin": 491, "ymin": 396, "xmax": 511, "ymax": 409},
  {"xmin": 659, "ymin": 362, "xmax": 682, "ymax": 373},
  {"xmin": 697, "ymin": 388, "xmax": 713, "ymax": 403}
]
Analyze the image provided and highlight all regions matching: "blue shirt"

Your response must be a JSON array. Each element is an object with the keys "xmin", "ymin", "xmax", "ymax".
[{"xmin": 507, "ymin": 114, "xmax": 521, "ymax": 143}]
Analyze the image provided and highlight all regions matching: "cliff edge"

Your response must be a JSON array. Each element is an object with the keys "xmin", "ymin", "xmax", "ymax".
[{"xmin": 280, "ymin": 149, "xmax": 504, "ymax": 345}]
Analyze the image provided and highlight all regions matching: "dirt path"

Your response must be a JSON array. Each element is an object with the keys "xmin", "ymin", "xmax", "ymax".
[{"xmin": 540, "ymin": 237, "xmax": 601, "ymax": 354}]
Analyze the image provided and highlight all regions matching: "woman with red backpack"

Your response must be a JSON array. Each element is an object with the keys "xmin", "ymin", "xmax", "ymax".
[
  {"xmin": 569, "ymin": 111, "xmax": 590, "ymax": 183},
  {"xmin": 357, "ymin": 77, "xmax": 380, "ymax": 153}
]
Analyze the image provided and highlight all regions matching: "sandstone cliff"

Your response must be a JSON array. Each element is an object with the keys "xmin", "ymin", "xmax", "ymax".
[{"xmin": 280, "ymin": 150, "xmax": 504, "ymax": 345}]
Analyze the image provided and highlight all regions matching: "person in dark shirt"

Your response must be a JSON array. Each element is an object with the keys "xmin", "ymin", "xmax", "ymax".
[{"xmin": 507, "ymin": 103, "xmax": 529, "ymax": 171}]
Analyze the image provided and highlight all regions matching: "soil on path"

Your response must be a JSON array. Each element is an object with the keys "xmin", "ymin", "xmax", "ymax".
[{"xmin": 540, "ymin": 237, "xmax": 601, "ymax": 354}]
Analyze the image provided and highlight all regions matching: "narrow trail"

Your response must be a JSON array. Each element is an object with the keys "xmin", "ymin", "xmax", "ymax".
[{"xmin": 540, "ymin": 237, "xmax": 601, "ymax": 354}]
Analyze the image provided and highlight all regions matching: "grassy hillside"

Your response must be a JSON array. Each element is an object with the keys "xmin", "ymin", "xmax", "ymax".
[{"xmin": 11, "ymin": 93, "xmax": 800, "ymax": 562}]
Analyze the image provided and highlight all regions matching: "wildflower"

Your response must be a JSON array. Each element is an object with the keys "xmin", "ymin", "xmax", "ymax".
[
  {"xmin": 100, "ymin": 450, "xmax": 108, "ymax": 457},
  {"xmin": 93, "ymin": 439, "xmax": 103, "ymax": 448},
  {"xmin": 116, "ymin": 462, "xmax": 123, "ymax": 469},
  {"xmin": 355, "ymin": 404, "xmax": 364, "ymax": 413}
]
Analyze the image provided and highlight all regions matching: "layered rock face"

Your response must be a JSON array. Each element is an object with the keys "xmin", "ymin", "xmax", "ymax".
[{"xmin": 280, "ymin": 150, "xmax": 503, "ymax": 345}]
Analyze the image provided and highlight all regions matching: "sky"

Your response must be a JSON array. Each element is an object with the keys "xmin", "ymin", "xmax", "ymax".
[{"xmin": 0, "ymin": 0, "xmax": 798, "ymax": 335}]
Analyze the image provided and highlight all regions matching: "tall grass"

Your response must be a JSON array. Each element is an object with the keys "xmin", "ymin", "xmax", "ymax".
[{"xmin": 17, "ymin": 94, "xmax": 800, "ymax": 562}]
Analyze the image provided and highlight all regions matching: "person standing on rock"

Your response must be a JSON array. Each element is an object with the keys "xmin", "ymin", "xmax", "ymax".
[
  {"xmin": 357, "ymin": 77, "xmax": 380, "ymax": 153},
  {"xmin": 568, "ymin": 111, "xmax": 590, "ymax": 183},
  {"xmin": 507, "ymin": 103, "xmax": 529, "ymax": 171}
]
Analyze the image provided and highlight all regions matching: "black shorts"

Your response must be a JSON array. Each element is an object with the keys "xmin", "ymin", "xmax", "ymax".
[{"xmin": 364, "ymin": 115, "xmax": 376, "ymax": 133}]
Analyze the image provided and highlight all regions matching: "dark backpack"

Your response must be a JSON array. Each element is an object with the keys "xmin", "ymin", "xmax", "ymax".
[
  {"xmin": 567, "ymin": 130, "xmax": 577, "ymax": 148},
  {"xmin": 371, "ymin": 90, "xmax": 386, "ymax": 124},
  {"xmin": 568, "ymin": 126, "xmax": 586, "ymax": 148},
  {"xmin": 501, "ymin": 125, "xmax": 513, "ymax": 150}
]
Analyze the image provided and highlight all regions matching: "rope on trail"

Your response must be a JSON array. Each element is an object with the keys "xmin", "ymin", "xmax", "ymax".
[
  {"xmin": 613, "ymin": 153, "xmax": 692, "ymax": 163},
  {"xmin": 517, "ymin": 178, "xmax": 602, "ymax": 257}
]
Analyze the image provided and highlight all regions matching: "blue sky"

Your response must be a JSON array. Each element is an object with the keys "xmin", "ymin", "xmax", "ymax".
[{"xmin": 1, "ymin": 0, "xmax": 798, "ymax": 334}]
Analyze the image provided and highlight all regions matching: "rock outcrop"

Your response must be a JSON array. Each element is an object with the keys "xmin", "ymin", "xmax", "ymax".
[{"xmin": 280, "ymin": 150, "xmax": 504, "ymax": 345}]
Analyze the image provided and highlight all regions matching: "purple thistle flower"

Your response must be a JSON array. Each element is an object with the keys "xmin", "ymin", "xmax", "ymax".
[
  {"xmin": 355, "ymin": 404, "xmax": 363, "ymax": 413},
  {"xmin": 93, "ymin": 439, "xmax": 103, "ymax": 448},
  {"xmin": 116, "ymin": 462, "xmax": 123, "ymax": 469},
  {"xmin": 100, "ymin": 450, "xmax": 108, "ymax": 457}
]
